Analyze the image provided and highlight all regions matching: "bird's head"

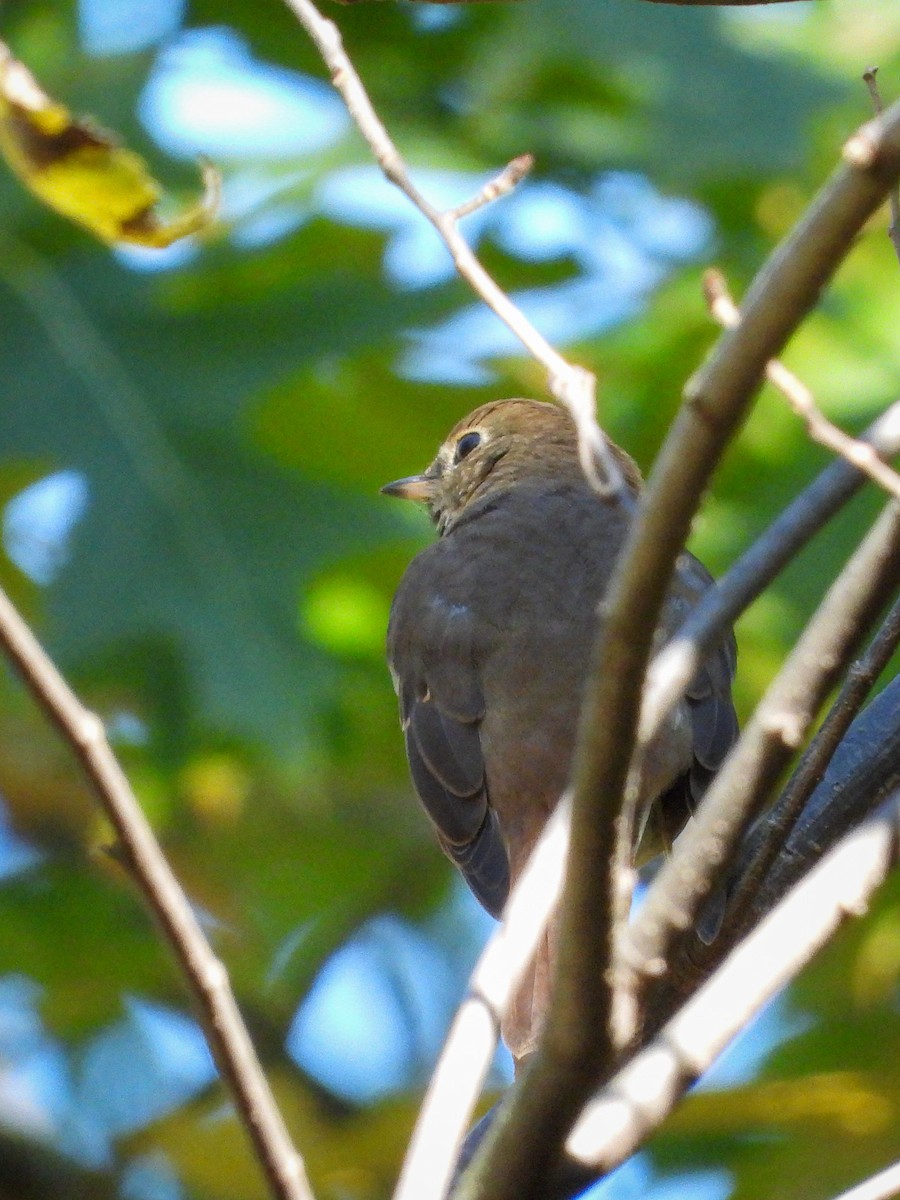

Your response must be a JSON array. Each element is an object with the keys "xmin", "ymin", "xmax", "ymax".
[{"xmin": 381, "ymin": 399, "xmax": 641, "ymax": 534}]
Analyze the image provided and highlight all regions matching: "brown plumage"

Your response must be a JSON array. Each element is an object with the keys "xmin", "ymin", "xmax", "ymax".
[{"xmin": 383, "ymin": 399, "xmax": 738, "ymax": 1065}]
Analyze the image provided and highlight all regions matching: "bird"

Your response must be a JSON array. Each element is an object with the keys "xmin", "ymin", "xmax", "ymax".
[{"xmin": 382, "ymin": 399, "xmax": 738, "ymax": 1066}]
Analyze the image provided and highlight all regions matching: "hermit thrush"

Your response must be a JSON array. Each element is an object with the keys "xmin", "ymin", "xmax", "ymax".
[{"xmin": 383, "ymin": 399, "xmax": 738, "ymax": 1063}]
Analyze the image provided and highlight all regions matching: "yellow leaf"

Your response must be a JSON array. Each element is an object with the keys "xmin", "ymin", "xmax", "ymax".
[{"xmin": 0, "ymin": 39, "xmax": 220, "ymax": 247}]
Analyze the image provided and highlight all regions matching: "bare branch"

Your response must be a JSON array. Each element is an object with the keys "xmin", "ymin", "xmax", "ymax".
[
  {"xmin": 722, "ymin": 595, "xmax": 900, "ymax": 932},
  {"xmin": 0, "ymin": 586, "xmax": 315, "ymax": 1200},
  {"xmin": 394, "ymin": 801, "xmax": 570, "ymax": 1200},
  {"xmin": 457, "ymin": 98, "xmax": 900, "ymax": 1200},
  {"xmin": 642, "ymin": 400, "xmax": 900, "ymax": 762},
  {"xmin": 534, "ymin": 683, "xmax": 900, "ymax": 1200},
  {"xmin": 447, "ymin": 155, "xmax": 535, "ymax": 220},
  {"xmin": 703, "ymin": 269, "xmax": 900, "ymax": 501},
  {"xmin": 829, "ymin": 1160, "xmax": 900, "ymax": 1200},
  {"xmin": 562, "ymin": 787, "xmax": 900, "ymax": 1177},
  {"xmin": 636, "ymin": 674, "xmax": 900, "ymax": 1055},
  {"xmin": 864, "ymin": 68, "xmax": 900, "ymax": 267},
  {"xmin": 627, "ymin": 500, "xmax": 900, "ymax": 988},
  {"xmin": 280, "ymin": 0, "xmax": 627, "ymax": 498},
  {"xmin": 751, "ymin": 675, "xmax": 900, "ymax": 918}
]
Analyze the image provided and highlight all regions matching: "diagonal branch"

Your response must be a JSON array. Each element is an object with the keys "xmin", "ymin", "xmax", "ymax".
[
  {"xmin": 533, "ymin": 681, "xmax": 900, "ymax": 1200},
  {"xmin": 393, "ymin": 800, "xmax": 571, "ymax": 1200},
  {"xmin": 628, "ymin": 499, "xmax": 900, "ymax": 991},
  {"xmin": 640, "ymin": 669, "xmax": 900, "ymax": 1050},
  {"xmin": 562, "ymin": 785, "xmax": 900, "ymax": 1179},
  {"xmin": 703, "ymin": 268, "xmax": 900, "ymax": 501},
  {"xmin": 456, "ymin": 98, "xmax": 900, "ymax": 1200},
  {"xmin": 722, "ymin": 595, "xmax": 900, "ymax": 935},
  {"xmin": 0, "ymin": 586, "xmax": 315, "ymax": 1200},
  {"xmin": 280, "ymin": 0, "xmax": 625, "ymax": 497},
  {"xmin": 829, "ymin": 1161, "xmax": 900, "ymax": 1200},
  {"xmin": 641, "ymin": 399, "xmax": 900, "ymax": 765},
  {"xmin": 750, "ymin": 675, "xmax": 900, "ymax": 919}
]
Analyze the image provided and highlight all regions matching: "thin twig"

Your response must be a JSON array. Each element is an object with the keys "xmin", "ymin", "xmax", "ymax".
[
  {"xmin": 448, "ymin": 155, "xmax": 535, "ymax": 220},
  {"xmin": 0, "ymin": 586, "xmax": 314, "ymax": 1200},
  {"xmin": 458, "ymin": 99, "xmax": 900, "ymax": 1200},
  {"xmin": 864, "ymin": 68, "xmax": 900, "ymax": 267},
  {"xmin": 279, "ymin": 0, "xmax": 627, "ymax": 499},
  {"xmin": 704, "ymin": 269, "xmax": 900, "ymax": 501},
  {"xmin": 561, "ymin": 787, "xmax": 900, "ymax": 1178},
  {"xmin": 723, "ymin": 594, "xmax": 900, "ymax": 933}
]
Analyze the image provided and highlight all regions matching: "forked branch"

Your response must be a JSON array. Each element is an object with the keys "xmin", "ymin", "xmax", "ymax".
[{"xmin": 280, "ymin": 0, "xmax": 627, "ymax": 498}]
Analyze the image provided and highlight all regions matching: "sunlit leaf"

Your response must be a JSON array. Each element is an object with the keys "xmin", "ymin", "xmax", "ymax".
[{"xmin": 0, "ymin": 39, "xmax": 219, "ymax": 246}]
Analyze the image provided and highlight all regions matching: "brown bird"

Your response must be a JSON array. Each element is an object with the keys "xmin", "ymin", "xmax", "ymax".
[{"xmin": 383, "ymin": 399, "xmax": 737, "ymax": 1065}]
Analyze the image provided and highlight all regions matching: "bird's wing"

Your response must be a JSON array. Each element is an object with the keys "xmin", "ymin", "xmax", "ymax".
[
  {"xmin": 653, "ymin": 552, "xmax": 740, "ymax": 846},
  {"xmin": 388, "ymin": 557, "xmax": 510, "ymax": 918}
]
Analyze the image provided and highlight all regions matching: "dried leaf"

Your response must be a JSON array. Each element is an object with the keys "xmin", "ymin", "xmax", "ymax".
[{"xmin": 0, "ymin": 40, "xmax": 219, "ymax": 247}]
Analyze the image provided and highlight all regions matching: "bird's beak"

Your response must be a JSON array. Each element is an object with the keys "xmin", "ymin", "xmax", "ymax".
[{"xmin": 380, "ymin": 473, "xmax": 434, "ymax": 503}]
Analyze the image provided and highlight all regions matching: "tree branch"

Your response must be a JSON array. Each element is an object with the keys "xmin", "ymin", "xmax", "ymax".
[
  {"xmin": 703, "ymin": 269, "xmax": 900, "ymax": 501},
  {"xmin": 863, "ymin": 68, "xmax": 900, "ymax": 268},
  {"xmin": 528, "ymin": 680, "xmax": 900, "ymax": 1200},
  {"xmin": 280, "ymin": 0, "xmax": 626, "ymax": 497},
  {"xmin": 0, "ymin": 585, "xmax": 315, "ymax": 1200},
  {"xmin": 722, "ymin": 596, "xmax": 900, "ymax": 933},
  {"xmin": 641, "ymin": 668, "xmax": 900, "ymax": 1044},
  {"xmin": 751, "ymin": 674, "xmax": 900, "ymax": 917},
  {"xmin": 627, "ymin": 500, "xmax": 900, "ymax": 992},
  {"xmin": 829, "ymin": 1159, "xmax": 900, "ymax": 1200},
  {"xmin": 641, "ymin": 399, "xmax": 900, "ymax": 763},
  {"xmin": 393, "ymin": 800, "xmax": 571, "ymax": 1200},
  {"xmin": 457, "ymin": 98, "xmax": 900, "ymax": 1200},
  {"xmin": 561, "ymin": 786, "xmax": 900, "ymax": 1178}
]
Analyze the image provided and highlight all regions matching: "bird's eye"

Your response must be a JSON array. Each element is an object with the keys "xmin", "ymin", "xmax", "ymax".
[{"xmin": 454, "ymin": 431, "xmax": 482, "ymax": 463}]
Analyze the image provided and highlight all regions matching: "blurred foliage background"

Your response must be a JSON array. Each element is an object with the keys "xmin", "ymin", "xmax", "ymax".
[{"xmin": 0, "ymin": 1, "xmax": 898, "ymax": 1198}]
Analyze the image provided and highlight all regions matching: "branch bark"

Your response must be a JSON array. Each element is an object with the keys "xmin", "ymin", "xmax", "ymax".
[
  {"xmin": 0, "ymin": 586, "xmax": 315, "ymax": 1200},
  {"xmin": 627, "ymin": 501, "xmax": 900, "ymax": 991},
  {"xmin": 641, "ymin": 664, "xmax": 900, "ymax": 1047},
  {"xmin": 456, "ymin": 98, "xmax": 900, "ymax": 1200},
  {"xmin": 563, "ymin": 786, "xmax": 900, "ymax": 1176},
  {"xmin": 722, "ymin": 596, "xmax": 900, "ymax": 931},
  {"xmin": 642, "ymin": 399, "xmax": 900, "ymax": 757},
  {"xmin": 281, "ymin": 0, "xmax": 626, "ymax": 498},
  {"xmin": 703, "ymin": 269, "xmax": 900, "ymax": 501},
  {"xmin": 528, "ymin": 681, "xmax": 900, "ymax": 1200}
]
